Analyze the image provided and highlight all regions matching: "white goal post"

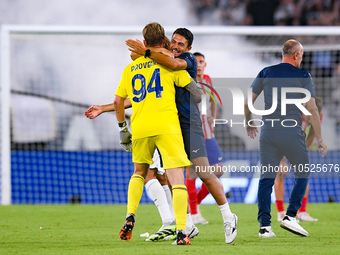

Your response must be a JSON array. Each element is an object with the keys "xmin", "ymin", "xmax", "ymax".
[{"xmin": 2, "ymin": 25, "xmax": 340, "ymax": 205}]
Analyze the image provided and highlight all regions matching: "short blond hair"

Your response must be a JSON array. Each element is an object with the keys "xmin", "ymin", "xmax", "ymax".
[{"xmin": 143, "ymin": 22, "xmax": 165, "ymax": 47}]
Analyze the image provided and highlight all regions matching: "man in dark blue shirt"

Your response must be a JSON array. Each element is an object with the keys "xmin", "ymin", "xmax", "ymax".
[
  {"xmin": 127, "ymin": 28, "xmax": 238, "ymax": 244},
  {"xmin": 245, "ymin": 39, "xmax": 327, "ymax": 238}
]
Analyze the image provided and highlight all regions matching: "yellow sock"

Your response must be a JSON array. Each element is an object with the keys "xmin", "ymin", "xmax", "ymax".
[
  {"xmin": 127, "ymin": 174, "xmax": 145, "ymax": 216},
  {"xmin": 172, "ymin": 185, "xmax": 188, "ymax": 231}
]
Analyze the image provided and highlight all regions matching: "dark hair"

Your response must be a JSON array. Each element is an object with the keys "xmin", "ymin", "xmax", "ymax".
[
  {"xmin": 143, "ymin": 22, "xmax": 165, "ymax": 47},
  {"xmin": 172, "ymin": 28, "xmax": 194, "ymax": 47},
  {"xmin": 193, "ymin": 52, "xmax": 205, "ymax": 58}
]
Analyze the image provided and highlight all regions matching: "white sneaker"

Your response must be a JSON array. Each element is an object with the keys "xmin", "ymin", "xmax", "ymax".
[
  {"xmin": 192, "ymin": 212, "xmax": 209, "ymax": 225},
  {"xmin": 297, "ymin": 212, "xmax": 318, "ymax": 222},
  {"xmin": 280, "ymin": 215, "xmax": 309, "ymax": 236},
  {"xmin": 259, "ymin": 226, "xmax": 276, "ymax": 238},
  {"xmin": 186, "ymin": 224, "xmax": 199, "ymax": 239},
  {"xmin": 224, "ymin": 214, "xmax": 238, "ymax": 244},
  {"xmin": 277, "ymin": 211, "xmax": 286, "ymax": 222}
]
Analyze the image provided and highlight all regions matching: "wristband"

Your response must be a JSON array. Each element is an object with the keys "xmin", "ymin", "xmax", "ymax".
[
  {"xmin": 317, "ymin": 139, "xmax": 323, "ymax": 144},
  {"xmin": 144, "ymin": 49, "xmax": 151, "ymax": 58},
  {"xmin": 118, "ymin": 121, "xmax": 127, "ymax": 131}
]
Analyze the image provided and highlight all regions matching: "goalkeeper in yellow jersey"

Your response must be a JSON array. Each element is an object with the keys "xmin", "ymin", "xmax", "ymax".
[{"xmin": 114, "ymin": 22, "xmax": 202, "ymax": 245}]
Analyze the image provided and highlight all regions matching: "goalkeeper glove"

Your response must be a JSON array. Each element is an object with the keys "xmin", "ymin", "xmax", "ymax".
[{"xmin": 118, "ymin": 121, "xmax": 132, "ymax": 152}]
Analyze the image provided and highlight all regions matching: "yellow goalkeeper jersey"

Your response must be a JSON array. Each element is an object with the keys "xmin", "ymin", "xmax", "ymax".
[{"xmin": 115, "ymin": 57, "xmax": 192, "ymax": 139}]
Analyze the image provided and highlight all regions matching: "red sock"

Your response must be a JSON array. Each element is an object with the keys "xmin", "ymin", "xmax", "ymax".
[
  {"xmin": 275, "ymin": 200, "xmax": 285, "ymax": 212},
  {"xmin": 186, "ymin": 179, "xmax": 198, "ymax": 214},
  {"xmin": 298, "ymin": 197, "xmax": 308, "ymax": 213},
  {"xmin": 197, "ymin": 183, "xmax": 210, "ymax": 205}
]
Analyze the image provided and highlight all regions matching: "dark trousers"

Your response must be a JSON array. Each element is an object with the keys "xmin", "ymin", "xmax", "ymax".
[{"xmin": 258, "ymin": 128, "xmax": 310, "ymax": 227}]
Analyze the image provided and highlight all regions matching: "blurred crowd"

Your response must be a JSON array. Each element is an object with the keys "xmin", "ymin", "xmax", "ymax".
[{"xmin": 189, "ymin": 0, "xmax": 340, "ymax": 26}]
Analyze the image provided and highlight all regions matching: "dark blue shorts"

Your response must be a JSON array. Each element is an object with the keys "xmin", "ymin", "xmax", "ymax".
[
  {"xmin": 181, "ymin": 124, "xmax": 208, "ymax": 160},
  {"xmin": 206, "ymin": 138, "xmax": 223, "ymax": 166}
]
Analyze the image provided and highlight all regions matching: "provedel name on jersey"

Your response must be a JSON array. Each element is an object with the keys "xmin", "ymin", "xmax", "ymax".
[{"xmin": 131, "ymin": 61, "xmax": 157, "ymax": 72}]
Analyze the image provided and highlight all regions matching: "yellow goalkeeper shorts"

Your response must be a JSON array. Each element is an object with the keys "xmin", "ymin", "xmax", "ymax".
[{"xmin": 132, "ymin": 134, "xmax": 190, "ymax": 169}]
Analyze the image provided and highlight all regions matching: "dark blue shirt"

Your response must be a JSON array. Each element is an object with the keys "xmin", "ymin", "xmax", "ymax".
[
  {"xmin": 175, "ymin": 52, "xmax": 202, "ymax": 126},
  {"xmin": 251, "ymin": 63, "xmax": 315, "ymax": 129}
]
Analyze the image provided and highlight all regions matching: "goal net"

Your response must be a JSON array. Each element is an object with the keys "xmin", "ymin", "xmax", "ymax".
[{"xmin": 1, "ymin": 25, "xmax": 339, "ymax": 205}]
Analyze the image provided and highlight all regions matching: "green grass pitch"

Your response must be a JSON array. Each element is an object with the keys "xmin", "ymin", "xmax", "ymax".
[{"xmin": 0, "ymin": 203, "xmax": 339, "ymax": 254}]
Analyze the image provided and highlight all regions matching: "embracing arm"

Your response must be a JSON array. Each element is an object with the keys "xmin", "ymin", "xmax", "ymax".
[
  {"xmin": 126, "ymin": 39, "xmax": 185, "ymax": 70},
  {"xmin": 184, "ymin": 81, "xmax": 202, "ymax": 104},
  {"xmin": 147, "ymin": 52, "xmax": 187, "ymax": 70},
  {"xmin": 127, "ymin": 39, "xmax": 174, "ymax": 57}
]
